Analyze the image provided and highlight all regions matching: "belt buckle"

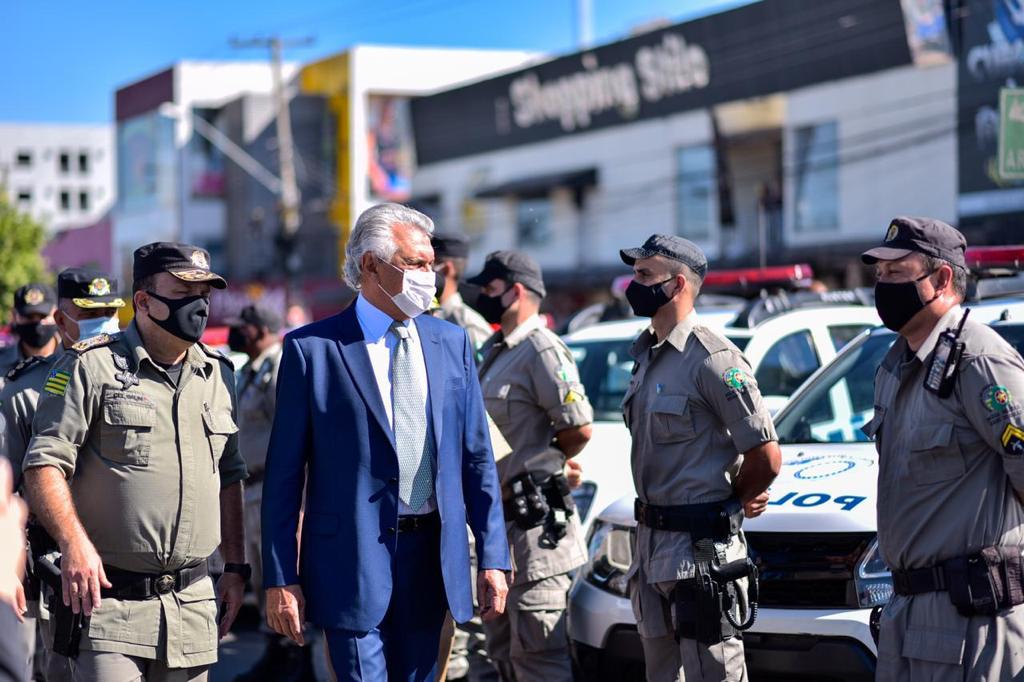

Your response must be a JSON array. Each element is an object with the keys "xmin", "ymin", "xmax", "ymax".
[{"xmin": 155, "ymin": 574, "xmax": 175, "ymax": 595}]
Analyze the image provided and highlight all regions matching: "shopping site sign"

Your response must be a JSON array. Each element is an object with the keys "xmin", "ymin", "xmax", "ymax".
[{"xmin": 998, "ymin": 88, "xmax": 1024, "ymax": 180}]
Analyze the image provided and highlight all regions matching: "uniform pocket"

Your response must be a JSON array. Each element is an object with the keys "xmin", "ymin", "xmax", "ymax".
[
  {"xmin": 511, "ymin": 575, "xmax": 570, "ymax": 655},
  {"xmin": 650, "ymin": 395, "xmax": 695, "ymax": 444},
  {"xmin": 901, "ymin": 626, "xmax": 966, "ymax": 665},
  {"xmin": 100, "ymin": 393, "xmax": 156, "ymax": 466},
  {"xmin": 202, "ymin": 407, "xmax": 238, "ymax": 472},
  {"xmin": 177, "ymin": 577, "xmax": 218, "ymax": 654},
  {"xmin": 483, "ymin": 382, "xmax": 513, "ymax": 426},
  {"xmin": 909, "ymin": 423, "xmax": 965, "ymax": 485}
]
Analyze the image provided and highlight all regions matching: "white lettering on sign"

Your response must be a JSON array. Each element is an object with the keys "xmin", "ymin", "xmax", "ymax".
[{"xmin": 507, "ymin": 33, "xmax": 710, "ymax": 133}]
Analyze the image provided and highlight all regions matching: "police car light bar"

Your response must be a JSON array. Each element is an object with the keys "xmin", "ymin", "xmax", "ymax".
[
  {"xmin": 703, "ymin": 264, "xmax": 814, "ymax": 288},
  {"xmin": 964, "ymin": 246, "xmax": 1024, "ymax": 271}
]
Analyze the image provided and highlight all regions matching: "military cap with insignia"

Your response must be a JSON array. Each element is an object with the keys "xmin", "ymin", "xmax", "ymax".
[
  {"xmin": 467, "ymin": 250, "xmax": 547, "ymax": 298},
  {"xmin": 133, "ymin": 242, "xmax": 227, "ymax": 289},
  {"xmin": 861, "ymin": 216, "xmax": 967, "ymax": 267},
  {"xmin": 14, "ymin": 283, "xmax": 56, "ymax": 316},
  {"xmin": 57, "ymin": 268, "xmax": 125, "ymax": 309},
  {"xmin": 619, "ymin": 234, "xmax": 709, "ymax": 280}
]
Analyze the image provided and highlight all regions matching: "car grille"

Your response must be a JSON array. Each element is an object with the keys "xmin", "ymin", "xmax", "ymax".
[{"xmin": 746, "ymin": 531, "xmax": 874, "ymax": 608}]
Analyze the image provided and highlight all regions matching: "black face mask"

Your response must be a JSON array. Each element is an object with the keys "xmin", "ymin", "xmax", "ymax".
[
  {"xmin": 13, "ymin": 322, "xmax": 57, "ymax": 349},
  {"xmin": 146, "ymin": 291, "xmax": 210, "ymax": 343},
  {"xmin": 874, "ymin": 271, "xmax": 938, "ymax": 332},
  {"xmin": 475, "ymin": 287, "xmax": 512, "ymax": 325},
  {"xmin": 625, "ymin": 278, "xmax": 675, "ymax": 317},
  {"xmin": 227, "ymin": 326, "xmax": 248, "ymax": 353}
]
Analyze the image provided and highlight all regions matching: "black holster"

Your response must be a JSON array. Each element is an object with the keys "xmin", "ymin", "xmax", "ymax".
[
  {"xmin": 504, "ymin": 472, "xmax": 576, "ymax": 547},
  {"xmin": 672, "ymin": 558, "xmax": 759, "ymax": 645},
  {"xmin": 35, "ymin": 557, "xmax": 87, "ymax": 658},
  {"xmin": 947, "ymin": 547, "xmax": 1024, "ymax": 617}
]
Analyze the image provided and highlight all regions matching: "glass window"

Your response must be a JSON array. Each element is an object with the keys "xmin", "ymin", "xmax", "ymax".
[
  {"xmin": 59, "ymin": 190, "xmax": 70, "ymax": 211},
  {"xmin": 568, "ymin": 339, "xmax": 635, "ymax": 421},
  {"xmin": 15, "ymin": 190, "xmax": 31, "ymax": 204},
  {"xmin": 517, "ymin": 198, "xmax": 552, "ymax": 246},
  {"xmin": 829, "ymin": 324, "xmax": 871, "ymax": 352},
  {"xmin": 15, "ymin": 151, "xmax": 31, "ymax": 167},
  {"xmin": 59, "ymin": 152, "xmax": 70, "ymax": 174},
  {"xmin": 677, "ymin": 144, "xmax": 715, "ymax": 240},
  {"xmin": 754, "ymin": 330, "xmax": 820, "ymax": 398},
  {"xmin": 793, "ymin": 121, "xmax": 838, "ymax": 232},
  {"xmin": 78, "ymin": 152, "xmax": 89, "ymax": 174},
  {"xmin": 79, "ymin": 191, "xmax": 89, "ymax": 211}
]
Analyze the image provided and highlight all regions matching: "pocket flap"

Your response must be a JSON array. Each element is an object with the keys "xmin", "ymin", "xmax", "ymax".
[
  {"xmin": 650, "ymin": 394, "xmax": 687, "ymax": 416},
  {"xmin": 202, "ymin": 410, "xmax": 239, "ymax": 435},
  {"xmin": 304, "ymin": 512, "xmax": 339, "ymax": 536},
  {"xmin": 174, "ymin": 573, "xmax": 216, "ymax": 603},
  {"xmin": 902, "ymin": 626, "xmax": 965, "ymax": 665},
  {"xmin": 910, "ymin": 423, "xmax": 954, "ymax": 450},
  {"xmin": 102, "ymin": 394, "xmax": 156, "ymax": 428}
]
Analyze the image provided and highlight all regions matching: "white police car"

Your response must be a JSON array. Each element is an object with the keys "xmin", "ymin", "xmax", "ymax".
[
  {"xmin": 565, "ymin": 292, "xmax": 881, "ymax": 530},
  {"xmin": 567, "ymin": 292, "xmax": 1024, "ymax": 682}
]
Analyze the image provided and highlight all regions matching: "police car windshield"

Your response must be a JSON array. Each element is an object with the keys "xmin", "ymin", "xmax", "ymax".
[
  {"xmin": 775, "ymin": 323, "xmax": 1024, "ymax": 444},
  {"xmin": 568, "ymin": 336, "xmax": 751, "ymax": 422}
]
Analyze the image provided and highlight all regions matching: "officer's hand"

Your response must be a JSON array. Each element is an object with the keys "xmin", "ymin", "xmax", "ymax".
[
  {"xmin": 743, "ymin": 492, "xmax": 770, "ymax": 519},
  {"xmin": 216, "ymin": 572, "xmax": 245, "ymax": 639},
  {"xmin": 565, "ymin": 459, "xmax": 583, "ymax": 490},
  {"xmin": 266, "ymin": 584, "xmax": 306, "ymax": 645},
  {"xmin": 12, "ymin": 582, "xmax": 26, "ymax": 622},
  {"xmin": 477, "ymin": 569, "xmax": 508, "ymax": 622},
  {"xmin": 61, "ymin": 536, "xmax": 111, "ymax": 616}
]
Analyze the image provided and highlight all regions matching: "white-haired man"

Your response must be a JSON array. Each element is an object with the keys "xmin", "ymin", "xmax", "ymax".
[{"xmin": 261, "ymin": 203, "xmax": 511, "ymax": 681}]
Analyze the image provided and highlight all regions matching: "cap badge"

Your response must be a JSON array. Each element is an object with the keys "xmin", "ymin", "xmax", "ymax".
[
  {"xmin": 884, "ymin": 223, "xmax": 899, "ymax": 242},
  {"xmin": 190, "ymin": 251, "xmax": 209, "ymax": 269},
  {"xmin": 24, "ymin": 288, "xmax": 44, "ymax": 306},
  {"xmin": 88, "ymin": 278, "xmax": 111, "ymax": 296}
]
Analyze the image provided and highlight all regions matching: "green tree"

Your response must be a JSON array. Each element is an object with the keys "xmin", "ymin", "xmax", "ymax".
[{"xmin": 0, "ymin": 193, "xmax": 49, "ymax": 324}]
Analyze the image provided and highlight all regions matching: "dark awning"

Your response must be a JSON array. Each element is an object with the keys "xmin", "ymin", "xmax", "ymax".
[{"xmin": 475, "ymin": 168, "xmax": 598, "ymax": 200}]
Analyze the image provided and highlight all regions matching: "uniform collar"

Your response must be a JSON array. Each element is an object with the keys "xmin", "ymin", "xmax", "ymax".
[
  {"xmin": 124, "ymin": 321, "xmax": 213, "ymax": 377},
  {"xmin": 355, "ymin": 294, "xmax": 411, "ymax": 343},
  {"xmin": 249, "ymin": 341, "xmax": 282, "ymax": 371},
  {"xmin": 503, "ymin": 314, "xmax": 545, "ymax": 349},
  {"xmin": 633, "ymin": 310, "xmax": 701, "ymax": 357},
  {"xmin": 915, "ymin": 304, "xmax": 964, "ymax": 362}
]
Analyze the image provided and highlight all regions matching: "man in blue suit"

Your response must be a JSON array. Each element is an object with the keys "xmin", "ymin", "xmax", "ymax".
[{"xmin": 261, "ymin": 203, "xmax": 510, "ymax": 682}]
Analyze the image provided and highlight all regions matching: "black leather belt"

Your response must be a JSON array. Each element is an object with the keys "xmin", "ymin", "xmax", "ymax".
[
  {"xmin": 891, "ymin": 565, "xmax": 949, "ymax": 596},
  {"xmin": 99, "ymin": 563, "xmax": 209, "ymax": 600},
  {"xmin": 397, "ymin": 512, "xmax": 440, "ymax": 534},
  {"xmin": 634, "ymin": 498, "xmax": 742, "ymax": 539}
]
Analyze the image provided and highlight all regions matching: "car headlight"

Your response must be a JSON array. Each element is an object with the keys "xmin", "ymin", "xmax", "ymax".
[
  {"xmin": 571, "ymin": 482, "xmax": 597, "ymax": 522},
  {"xmin": 855, "ymin": 537, "xmax": 893, "ymax": 608},
  {"xmin": 583, "ymin": 521, "xmax": 633, "ymax": 598}
]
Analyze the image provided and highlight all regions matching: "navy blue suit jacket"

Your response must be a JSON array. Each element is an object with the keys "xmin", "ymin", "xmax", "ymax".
[{"xmin": 261, "ymin": 303, "xmax": 510, "ymax": 630}]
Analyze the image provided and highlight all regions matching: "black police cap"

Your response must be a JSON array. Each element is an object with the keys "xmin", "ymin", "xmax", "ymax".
[
  {"xmin": 431, "ymin": 232, "xmax": 470, "ymax": 260},
  {"xmin": 619, "ymin": 234, "xmax": 708, "ymax": 280},
  {"xmin": 13, "ymin": 283, "xmax": 56, "ymax": 316},
  {"xmin": 861, "ymin": 217, "xmax": 967, "ymax": 268},
  {"xmin": 57, "ymin": 268, "xmax": 125, "ymax": 309},
  {"xmin": 226, "ymin": 303, "xmax": 283, "ymax": 333},
  {"xmin": 133, "ymin": 242, "xmax": 227, "ymax": 289},
  {"xmin": 466, "ymin": 250, "xmax": 546, "ymax": 298}
]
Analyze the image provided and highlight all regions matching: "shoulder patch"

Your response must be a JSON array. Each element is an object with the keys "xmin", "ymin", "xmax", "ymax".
[
  {"xmin": 71, "ymin": 333, "xmax": 117, "ymax": 354},
  {"xmin": 722, "ymin": 367, "xmax": 750, "ymax": 390},
  {"xmin": 43, "ymin": 368, "xmax": 72, "ymax": 396},
  {"xmin": 982, "ymin": 385, "xmax": 1012, "ymax": 412},
  {"xmin": 6, "ymin": 356, "xmax": 44, "ymax": 381},
  {"xmin": 563, "ymin": 389, "xmax": 584, "ymax": 404},
  {"xmin": 691, "ymin": 325, "xmax": 732, "ymax": 355},
  {"xmin": 1002, "ymin": 424, "xmax": 1024, "ymax": 456}
]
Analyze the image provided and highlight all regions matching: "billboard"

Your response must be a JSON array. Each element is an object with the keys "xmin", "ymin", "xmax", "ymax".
[
  {"xmin": 367, "ymin": 95, "xmax": 415, "ymax": 201},
  {"xmin": 117, "ymin": 111, "xmax": 176, "ymax": 214}
]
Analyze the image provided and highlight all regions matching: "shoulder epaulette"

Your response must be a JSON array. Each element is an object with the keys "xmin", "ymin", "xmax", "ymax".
[
  {"xmin": 527, "ymin": 327, "xmax": 559, "ymax": 353},
  {"xmin": 691, "ymin": 325, "xmax": 733, "ymax": 355},
  {"xmin": 6, "ymin": 355, "xmax": 44, "ymax": 381},
  {"xmin": 71, "ymin": 333, "xmax": 118, "ymax": 354},
  {"xmin": 200, "ymin": 343, "xmax": 235, "ymax": 367}
]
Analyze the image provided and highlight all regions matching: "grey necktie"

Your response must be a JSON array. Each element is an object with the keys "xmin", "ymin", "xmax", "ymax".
[{"xmin": 390, "ymin": 321, "xmax": 435, "ymax": 511}]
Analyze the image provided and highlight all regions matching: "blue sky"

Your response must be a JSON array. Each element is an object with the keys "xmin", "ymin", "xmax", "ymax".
[{"xmin": 4, "ymin": 0, "xmax": 752, "ymax": 124}]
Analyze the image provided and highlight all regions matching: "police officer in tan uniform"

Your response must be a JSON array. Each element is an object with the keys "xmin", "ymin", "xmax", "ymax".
[
  {"xmin": 467, "ymin": 251, "xmax": 592, "ymax": 682},
  {"xmin": 1, "ymin": 267, "xmax": 124, "ymax": 682},
  {"xmin": 21, "ymin": 242, "xmax": 248, "ymax": 682},
  {"xmin": 862, "ymin": 217, "xmax": 1024, "ymax": 681},
  {"xmin": 0, "ymin": 284, "xmax": 60, "ymax": 391},
  {"xmin": 432, "ymin": 233, "xmax": 493, "ymax": 351},
  {"xmin": 619, "ymin": 235, "xmax": 780, "ymax": 682}
]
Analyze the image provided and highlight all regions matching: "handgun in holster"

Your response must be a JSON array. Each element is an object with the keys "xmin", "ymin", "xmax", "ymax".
[
  {"xmin": 505, "ymin": 472, "xmax": 576, "ymax": 547},
  {"xmin": 34, "ymin": 555, "xmax": 87, "ymax": 658}
]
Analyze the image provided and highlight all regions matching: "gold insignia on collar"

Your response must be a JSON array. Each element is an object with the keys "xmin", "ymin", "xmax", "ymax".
[
  {"xmin": 88, "ymin": 278, "xmax": 110, "ymax": 296},
  {"xmin": 190, "ymin": 250, "xmax": 209, "ymax": 269},
  {"xmin": 884, "ymin": 223, "xmax": 899, "ymax": 242},
  {"xmin": 24, "ymin": 288, "xmax": 44, "ymax": 305}
]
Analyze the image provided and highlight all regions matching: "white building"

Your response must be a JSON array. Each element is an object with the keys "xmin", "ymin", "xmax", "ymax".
[
  {"xmin": 0, "ymin": 123, "xmax": 115, "ymax": 232},
  {"xmin": 409, "ymin": 0, "xmax": 957, "ymax": 291}
]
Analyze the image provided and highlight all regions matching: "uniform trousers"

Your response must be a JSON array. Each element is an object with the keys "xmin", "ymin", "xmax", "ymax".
[
  {"xmin": 324, "ymin": 521, "xmax": 448, "ymax": 682},
  {"xmin": 70, "ymin": 650, "xmax": 207, "ymax": 682}
]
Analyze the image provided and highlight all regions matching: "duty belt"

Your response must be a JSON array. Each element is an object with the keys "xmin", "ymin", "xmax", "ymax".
[
  {"xmin": 99, "ymin": 562, "xmax": 209, "ymax": 600},
  {"xmin": 891, "ymin": 565, "xmax": 950, "ymax": 596},
  {"xmin": 890, "ymin": 546, "xmax": 1024, "ymax": 617},
  {"xmin": 634, "ymin": 498, "xmax": 743, "ymax": 541}
]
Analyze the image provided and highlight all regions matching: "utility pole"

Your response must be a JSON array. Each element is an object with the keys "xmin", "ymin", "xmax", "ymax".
[
  {"xmin": 576, "ymin": 0, "xmax": 593, "ymax": 49},
  {"xmin": 231, "ymin": 35, "xmax": 314, "ymax": 297}
]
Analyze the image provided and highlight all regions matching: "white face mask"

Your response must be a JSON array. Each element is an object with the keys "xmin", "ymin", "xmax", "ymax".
[
  {"xmin": 377, "ymin": 259, "xmax": 436, "ymax": 318},
  {"xmin": 66, "ymin": 313, "xmax": 121, "ymax": 344}
]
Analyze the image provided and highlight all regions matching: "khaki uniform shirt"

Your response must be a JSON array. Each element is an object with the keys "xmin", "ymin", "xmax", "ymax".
[
  {"xmin": 237, "ymin": 342, "xmax": 282, "ymax": 476},
  {"xmin": 867, "ymin": 306, "xmax": 1024, "ymax": 674},
  {"xmin": 623, "ymin": 313, "xmax": 776, "ymax": 584},
  {"xmin": 23, "ymin": 322, "xmax": 247, "ymax": 667},
  {"xmin": 0, "ymin": 351, "xmax": 60, "ymax": 490},
  {"xmin": 437, "ymin": 293, "xmax": 494, "ymax": 351},
  {"xmin": 479, "ymin": 315, "xmax": 592, "ymax": 585}
]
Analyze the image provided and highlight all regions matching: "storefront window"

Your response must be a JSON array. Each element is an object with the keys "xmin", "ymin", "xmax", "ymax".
[
  {"xmin": 517, "ymin": 197, "xmax": 552, "ymax": 246},
  {"xmin": 793, "ymin": 121, "xmax": 838, "ymax": 232},
  {"xmin": 677, "ymin": 144, "xmax": 715, "ymax": 240}
]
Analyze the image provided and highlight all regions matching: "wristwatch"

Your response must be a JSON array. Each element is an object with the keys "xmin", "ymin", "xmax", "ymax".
[{"xmin": 222, "ymin": 563, "xmax": 252, "ymax": 580}]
